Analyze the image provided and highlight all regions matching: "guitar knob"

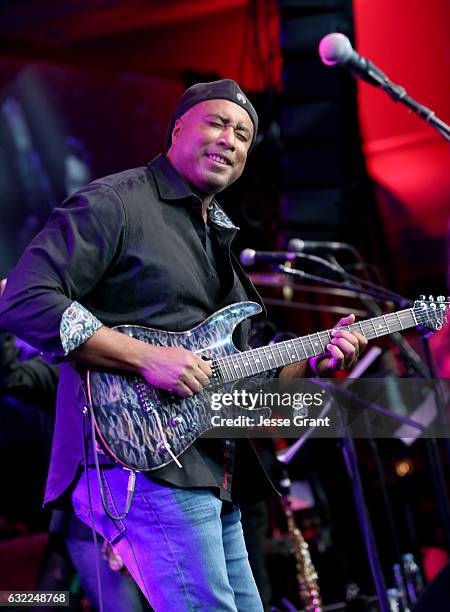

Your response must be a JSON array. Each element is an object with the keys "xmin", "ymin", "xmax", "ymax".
[
  {"xmin": 157, "ymin": 443, "xmax": 168, "ymax": 454},
  {"xmin": 169, "ymin": 417, "xmax": 181, "ymax": 427}
]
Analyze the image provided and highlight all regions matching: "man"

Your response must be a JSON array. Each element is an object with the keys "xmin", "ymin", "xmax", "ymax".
[{"xmin": 0, "ymin": 80, "xmax": 366, "ymax": 610}]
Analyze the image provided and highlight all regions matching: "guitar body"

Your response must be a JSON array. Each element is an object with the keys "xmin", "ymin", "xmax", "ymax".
[{"xmin": 87, "ymin": 301, "xmax": 263, "ymax": 471}]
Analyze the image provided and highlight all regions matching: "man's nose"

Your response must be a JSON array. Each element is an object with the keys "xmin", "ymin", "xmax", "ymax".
[{"xmin": 217, "ymin": 126, "xmax": 235, "ymax": 149}]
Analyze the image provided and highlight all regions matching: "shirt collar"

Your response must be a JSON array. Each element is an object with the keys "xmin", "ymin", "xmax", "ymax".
[{"xmin": 149, "ymin": 154, "xmax": 238, "ymax": 231}]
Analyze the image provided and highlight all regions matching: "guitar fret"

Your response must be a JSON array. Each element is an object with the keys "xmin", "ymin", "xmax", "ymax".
[
  {"xmin": 282, "ymin": 341, "xmax": 292, "ymax": 363},
  {"xmin": 239, "ymin": 353, "xmax": 251, "ymax": 377},
  {"xmin": 361, "ymin": 320, "xmax": 373, "ymax": 340},
  {"xmin": 261, "ymin": 346, "xmax": 272, "ymax": 371},
  {"xmin": 371, "ymin": 319, "xmax": 379, "ymax": 338},
  {"xmin": 298, "ymin": 336, "xmax": 308, "ymax": 359},
  {"xmin": 230, "ymin": 354, "xmax": 245, "ymax": 379},
  {"xmin": 316, "ymin": 332, "xmax": 325, "ymax": 352},
  {"xmin": 218, "ymin": 357, "xmax": 230, "ymax": 382},
  {"xmin": 395, "ymin": 312, "xmax": 404, "ymax": 330},
  {"xmin": 226, "ymin": 357, "xmax": 236, "ymax": 382},
  {"xmin": 282, "ymin": 342, "xmax": 290, "ymax": 364},
  {"xmin": 358, "ymin": 321, "xmax": 365, "ymax": 337},
  {"xmin": 214, "ymin": 363, "xmax": 224, "ymax": 382},
  {"xmin": 383, "ymin": 313, "xmax": 393, "ymax": 333},
  {"xmin": 290, "ymin": 340, "xmax": 301, "ymax": 361},
  {"xmin": 252, "ymin": 347, "xmax": 263, "ymax": 374},
  {"xmin": 322, "ymin": 331, "xmax": 332, "ymax": 349},
  {"xmin": 307, "ymin": 334, "xmax": 320, "ymax": 356},
  {"xmin": 374, "ymin": 316, "xmax": 387, "ymax": 335},
  {"xmin": 269, "ymin": 346, "xmax": 278, "ymax": 368},
  {"xmin": 243, "ymin": 353, "xmax": 255, "ymax": 376},
  {"xmin": 274, "ymin": 342, "xmax": 285, "ymax": 367},
  {"xmin": 405, "ymin": 309, "xmax": 416, "ymax": 328}
]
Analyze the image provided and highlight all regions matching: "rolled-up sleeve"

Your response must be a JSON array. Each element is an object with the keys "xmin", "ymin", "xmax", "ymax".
[
  {"xmin": 0, "ymin": 183, "xmax": 126, "ymax": 360},
  {"xmin": 60, "ymin": 301, "xmax": 103, "ymax": 355}
]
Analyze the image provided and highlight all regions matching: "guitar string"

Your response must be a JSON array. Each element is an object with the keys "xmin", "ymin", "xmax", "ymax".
[
  {"xmin": 212, "ymin": 312, "xmax": 439, "ymax": 377},
  {"xmin": 214, "ymin": 310, "xmax": 416, "ymax": 371},
  {"xmin": 211, "ymin": 307, "xmax": 448, "ymax": 381}
]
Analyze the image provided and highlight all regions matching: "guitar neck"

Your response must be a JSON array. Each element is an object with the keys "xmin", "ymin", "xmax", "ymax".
[{"xmin": 214, "ymin": 307, "xmax": 418, "ymax": 383}]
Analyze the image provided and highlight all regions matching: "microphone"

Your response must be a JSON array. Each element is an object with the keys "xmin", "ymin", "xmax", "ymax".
[
  {"xmin": 239, "ymin": 249, "xmax": 297, "ymax": 266},
  {"xmin": 288, "ymin": 238, "xmax": 352, "ymax": 253},
  {"xmin": 319, "ymin": 32, "xmax": 450, "ymax": 143},
  {"xmin": 319, "ymin": 33, "xmax": 391, "ymax": 89}
]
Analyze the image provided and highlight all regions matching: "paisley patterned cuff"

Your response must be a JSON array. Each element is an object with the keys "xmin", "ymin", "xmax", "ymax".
[{"xmin": 60, "ymin": 301, "xmax": 103, "ymax": 355}]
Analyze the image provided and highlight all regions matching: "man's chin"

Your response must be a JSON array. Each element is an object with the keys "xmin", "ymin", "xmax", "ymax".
[{"xmin": 200, "ymin": 174, "xmax": 235, "ymax": 195}]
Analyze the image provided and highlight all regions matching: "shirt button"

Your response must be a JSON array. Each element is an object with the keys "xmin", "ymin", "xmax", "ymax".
[
  {"xmin": 211, "ymin": 272, "xmax": 217, "ymax": 279},
  {"xmin": 225, "ymin": 439, "xmax": 230, "ymax": 446}
]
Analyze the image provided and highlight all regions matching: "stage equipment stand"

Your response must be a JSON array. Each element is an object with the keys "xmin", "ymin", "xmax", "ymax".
[{"xmin": 276, "ymin": 259, "xmax": 447, "ymax": 612}]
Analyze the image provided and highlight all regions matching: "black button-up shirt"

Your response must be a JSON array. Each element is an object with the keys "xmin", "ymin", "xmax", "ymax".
[{"xmin": 0, "ymin": 154, "xmax": 277, "ymax": 506}]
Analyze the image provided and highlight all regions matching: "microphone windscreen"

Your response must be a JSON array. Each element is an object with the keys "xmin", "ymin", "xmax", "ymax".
[
  {"xmin": 319, "ymin": 33, "xmax": 353, "ymax": 65},
  {"xmin": 239, "ymin": 248, "xmax": 255, "ymax": 266},
  {"xmin": 287, "ymin": 238, "xmax": 305, "ymax": 252}
]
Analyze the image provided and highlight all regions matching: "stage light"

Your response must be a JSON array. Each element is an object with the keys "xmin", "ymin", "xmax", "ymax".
[{"xmin": 395, "ymin": 458, "xmax": 413, "ymax": 477}]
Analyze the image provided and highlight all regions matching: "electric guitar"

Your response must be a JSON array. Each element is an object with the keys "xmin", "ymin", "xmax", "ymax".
[{"xmin": 86, "ymin": 296, "xmax": 449, "ymax": 471}]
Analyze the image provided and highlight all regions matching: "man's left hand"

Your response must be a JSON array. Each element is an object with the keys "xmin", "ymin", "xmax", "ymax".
[{"xmin": 310, "ymin": 314, "xmax": 367, "ymax": 376}]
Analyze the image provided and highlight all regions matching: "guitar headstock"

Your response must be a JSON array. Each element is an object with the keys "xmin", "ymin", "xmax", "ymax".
[{"xmin": 413, "ymin": 295, "xmax": 450, "ymax": 331}]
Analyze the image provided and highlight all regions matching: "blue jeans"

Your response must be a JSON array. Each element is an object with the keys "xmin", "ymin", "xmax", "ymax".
[
  {"xmin": 66, "ymin": 536, "xmax": 145, "ymax": 612},
  {"xmin": 72, "ymin": 466, "xmax": 264, "ymax": 611}
]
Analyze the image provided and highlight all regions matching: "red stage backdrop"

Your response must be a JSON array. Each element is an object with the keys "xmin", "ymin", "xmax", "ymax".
[{"xmin": 354, "ymin": 0, "xmax": 450, "ymax": 292}]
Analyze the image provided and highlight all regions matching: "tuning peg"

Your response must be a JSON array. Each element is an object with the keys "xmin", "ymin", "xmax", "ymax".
[
  {"xmin": 437, "ymin": 295, "xmax": 445, "ymax": 302},
  {"xmin": 428, "ymin": 294, "xmax": 435, "ymax": 302}
]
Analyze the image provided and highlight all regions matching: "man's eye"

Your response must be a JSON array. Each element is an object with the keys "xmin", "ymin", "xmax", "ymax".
[
  {"xmin": 209, "ymin": 122, "xmax": 223, "ymax": 128},
  {"xmin": 236, "ymin": 133, "xmax": 249, "ymax": 142}
]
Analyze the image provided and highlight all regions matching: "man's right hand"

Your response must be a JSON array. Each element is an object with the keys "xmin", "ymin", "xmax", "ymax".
[
  {"xmin": 139, "ymin": 345, "xmax": 212, "ymax": 397},
  {"xmin": 72, "ymin": 327, "xmax": 211, "ymax": 397}
]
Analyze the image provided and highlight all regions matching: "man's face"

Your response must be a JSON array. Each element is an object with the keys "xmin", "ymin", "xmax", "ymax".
[{"xmin": 167, "ymin": 99, "xmax": 254, "ymax": 196}]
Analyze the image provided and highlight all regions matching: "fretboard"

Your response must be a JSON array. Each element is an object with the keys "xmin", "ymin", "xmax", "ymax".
[{"xmin": 213, "ymin": 307, "xmax": 419, "ymax": 383}]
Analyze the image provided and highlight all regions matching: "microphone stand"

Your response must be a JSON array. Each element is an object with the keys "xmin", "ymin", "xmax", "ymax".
[
  {"xmin": 375, "ymin": 77, "xmax": 450, "ymax": 143},
  {"xmin": 279, "ymin": 262, "xmax": 410, "ymax": 307}
]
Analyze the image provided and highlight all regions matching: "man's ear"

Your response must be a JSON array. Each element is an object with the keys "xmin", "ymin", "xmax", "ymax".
[{"xmin": 171, "ymin": 118, "xmax": 183, "ymax": 145}]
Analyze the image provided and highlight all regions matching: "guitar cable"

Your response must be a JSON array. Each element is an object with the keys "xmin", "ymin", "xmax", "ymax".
[
  {"xmin": 82, "ymin": 412, "xmax": 104, "ymax": 612},
  {"xmin": 84, "ymin": 371, "xmax": 137, "ymax": 520},
  {"xmin": 88, "ymin": 400, "xmax": 137, "ymax": 521},
  {"xmin": 81, "ymin": 402, "xmax": 137, "ymax": 612},
  {"xmin": 83, "ymin": 401, "xmax": 154, "ymax": 606}
]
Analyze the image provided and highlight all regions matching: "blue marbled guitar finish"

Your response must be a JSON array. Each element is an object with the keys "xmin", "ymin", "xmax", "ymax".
[
  {"xmin": 86, "ymin": 297, "xmax": 448, "ymax": 472},
  {"xmin": 87, "ymin": 302, "xmax": 266, "ymax": 471}
]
